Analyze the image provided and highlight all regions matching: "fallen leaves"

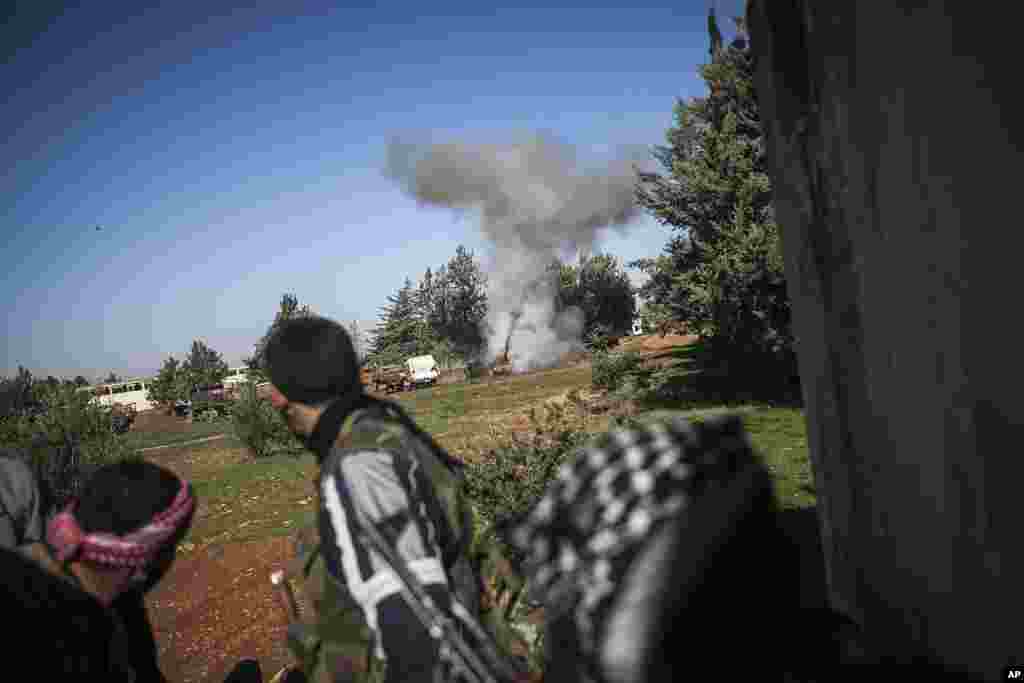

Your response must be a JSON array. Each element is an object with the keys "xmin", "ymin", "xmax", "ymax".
[{"xmin": 149, "ymin": 537, "xmax": 294, "ymax": 683}]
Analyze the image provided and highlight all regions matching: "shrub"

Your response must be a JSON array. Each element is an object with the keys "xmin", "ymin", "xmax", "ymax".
[
  {"xmin": 0, "ymin": 382, "xmax": 141, "ymax": 512},
  {"xmin": 230, "ymin": 382, "xmax": 303, "ymax": 458},
  {"xmin": 463, "ymin": 401, "xmax": 591, "ymax": 569},
  {"xmin": 684, "ymin": 341, "xmax": 802, "ymax": 406},
  {"xmin": 191, "ymin": 399, "xmax": 232, "ymax": 422},
  {"xmin": 464, "ymin": 361, "xmax": 488, "ymax": 382},
  {"xmin": 642, "ymin": 364, "xmax": 697, "ymax": 403},
  {"xmin": 193, "ymin": 407, "xmax": 225, "ymax": 423},
  {"xmin": 585, "ymin": 323, "xmax": 614, "ymax": 352},
  {"xmin": 591, "ymin": 350, "xmax": 643, "ymax": 392}
]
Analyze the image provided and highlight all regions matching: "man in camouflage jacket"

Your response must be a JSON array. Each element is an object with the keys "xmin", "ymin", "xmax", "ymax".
[{"xmin": 262, "ymin": 315, "xmax": 530, "ymax": 683}]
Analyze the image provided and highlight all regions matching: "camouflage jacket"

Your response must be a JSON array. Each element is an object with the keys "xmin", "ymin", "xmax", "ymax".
[{"xmin": 285, "ymin": 406, "xmax": 533, "ymax": 683}]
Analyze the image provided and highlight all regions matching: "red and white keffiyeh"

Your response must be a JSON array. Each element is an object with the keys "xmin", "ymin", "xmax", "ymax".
[{"xmin": 47, "ymin": 478, "xmax": 195, "ymax": 568}]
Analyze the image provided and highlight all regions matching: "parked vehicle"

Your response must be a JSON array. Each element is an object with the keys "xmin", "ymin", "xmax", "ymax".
[
  {"xmin": 363, "ymin": 364, "xmax": 411, "ymax": 394},
  {"xmin": 405, "ymin": 355, "xmax": 440, "ymax": 388},
  {"xmin": 220, "ymin": 367, "xmax": 251, "ymax": 388},
  {"xmin": 191, "ymin": 383, "xmax": 227, "ymax": 403},
  {"xmin": 85, "ymin": 379, "xmax": 156, "ymax": 413},
  {"xmin": 173, "ymin": 399, "xmax": 192, "ymax": 417},
  {"xmin": 190, "ymin": 383, "xmax": 231, "ymax": 417},
  {"xmin": 110, "ymin": 404, "xmax": 136, "ymax": 434}
]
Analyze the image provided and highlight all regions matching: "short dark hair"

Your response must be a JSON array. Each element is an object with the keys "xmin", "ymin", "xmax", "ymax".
[
  {"xmin": 76, "ymin": 461, "xmax": 193, "ymax": 593},
  {"xmin": 264, "ymin": 315, "xmax": 360, "ymax": 405},
  {"xmin": 76, "ymin": 461, "xmax": 186, "ymax": 537}
]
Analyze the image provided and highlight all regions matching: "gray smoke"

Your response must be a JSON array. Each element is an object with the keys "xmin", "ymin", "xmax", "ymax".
[{"xmin": 386, "ymin": 133, "xmax": 644, "ymax": 371}]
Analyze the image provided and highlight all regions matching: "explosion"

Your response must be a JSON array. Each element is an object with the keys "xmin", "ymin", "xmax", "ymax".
[{"xmin": 386, "ymin": 133, "xmax": 644, "ymax": 371}]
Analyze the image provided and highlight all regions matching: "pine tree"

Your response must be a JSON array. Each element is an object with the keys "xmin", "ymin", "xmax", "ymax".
[
  {"xmin": 632, "ymin": 11, "xmax": 795, "ymax": 387},
  {"xmin": 247, "ymin": 293, "xmax": 314, "ymax": 379},
  {"xmin": 370, "ymin": 278, "xmax": 422, "ymax": 365},
  {"xmin": 185, "ymin": 340, "xmax": 229, "ymax": 389},
  {"xmin": 435, "ymin": 245, "xmax": 488, "ymax": 359},
  {"xmin": 147, "ymin": 356, "xmax": 191, "ymax": 409}
]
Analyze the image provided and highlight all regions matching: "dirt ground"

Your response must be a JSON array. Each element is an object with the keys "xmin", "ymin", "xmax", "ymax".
[
  {"xmin": 148, "ymin": 537, "xmax": 295, "ymax": 683},
  {"xmin": 637, "ymin": 333, "xmax": 699, "ymax": 352},
  {"xmin": 143, "ymin": 335, "xmax": 699, "ymax": 681},
  {"xmin": 134, "ymin": 409, "xmax": 194, "ymax": 433}
]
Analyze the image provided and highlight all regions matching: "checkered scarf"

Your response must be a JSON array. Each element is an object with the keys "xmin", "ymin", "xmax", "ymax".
[
  {"xmin": 47, "ymin": 477, "xmax": 195, "ymax": 569},
  {"xmin": 508, "ymin": 414, "xmax": 759, "ymax": 681}
]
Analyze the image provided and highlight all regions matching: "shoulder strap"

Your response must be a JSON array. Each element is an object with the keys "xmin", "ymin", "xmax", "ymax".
[{"xmin": 307, "ymin": 396, "xmax": 360, "ymax": 459}]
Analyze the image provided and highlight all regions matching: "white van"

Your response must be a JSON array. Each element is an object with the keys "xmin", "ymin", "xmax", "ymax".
[
  {"xmin": 221, "ymin": 367, "xmax": 250, "ymax": 386},
  {"xmin": 405, "ymin": 355, "xmax": 440, "ymax": 387},
  {"xmin": 87, "ymin": 379, "xmax": 156, "ymax": 413}
]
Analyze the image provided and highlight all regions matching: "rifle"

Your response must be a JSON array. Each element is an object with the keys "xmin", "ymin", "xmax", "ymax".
[
  {"xmin": 352, "ymin": 510, "xmax": 530, "ymax": 683},
  {"xmin": 269, "ymin": 569, "xmax": 317, "ymax": 683}
]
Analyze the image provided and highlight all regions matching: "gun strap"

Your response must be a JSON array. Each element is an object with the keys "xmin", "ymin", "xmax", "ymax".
[{"xmin": 355, "ymin": 511, "xmax": 501, "ymax": 683}]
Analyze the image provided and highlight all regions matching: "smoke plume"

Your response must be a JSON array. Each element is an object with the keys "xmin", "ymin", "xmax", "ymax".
[{"xmin": 386, "ymin": 133, "xmax": 644, "ymax": 371}]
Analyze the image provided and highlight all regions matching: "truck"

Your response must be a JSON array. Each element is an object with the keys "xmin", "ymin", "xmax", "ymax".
[
  {"xmin": 109, "ymin": 403, "xmax": 136, "ymax": 434},
  {"xmin": 405, "ymin": 355, "xmax": 440, "ymax": 388},
  {"xmin": 362, "ymin": 365, "xmax": 411, "ymax": 394},
  {"xmin": 189, "ymin": 383, "xmax": 232, "ymax": 418}
]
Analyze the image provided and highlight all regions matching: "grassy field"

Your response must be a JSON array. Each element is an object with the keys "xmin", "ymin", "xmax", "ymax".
[
  {"xmin": 147, "ymin": 352, "xmax": 815, "ymax": 552},
  {"xmin": 122, "ymin": 420, "xmax": 234, "ymax": 450}
]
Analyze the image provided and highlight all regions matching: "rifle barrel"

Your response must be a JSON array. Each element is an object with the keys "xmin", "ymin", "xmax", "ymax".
[{"xmin": 271, "ymin": 570, "xmax": 301, "ymax": 621}]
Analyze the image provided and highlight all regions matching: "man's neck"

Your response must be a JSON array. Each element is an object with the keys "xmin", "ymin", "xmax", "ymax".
[
  {"xmin": 20, "ymin": 542, "xmax": 129, "ymax": 607},
  {"xmin": 289, "ymin": 402, "xmax": 360, "ymax": 450},
  {"xmin": 69, "ymin": 561, "xmax": 132, "ymax": 607},
  {"xmin": 287, "ymin": 403, "xmax": 324, "ymax": 439}
]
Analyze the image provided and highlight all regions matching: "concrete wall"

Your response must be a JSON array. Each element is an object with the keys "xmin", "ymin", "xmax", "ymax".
[{"xmin": 747, "ymin": 1, "xmax": 1024, "ymax": 676}]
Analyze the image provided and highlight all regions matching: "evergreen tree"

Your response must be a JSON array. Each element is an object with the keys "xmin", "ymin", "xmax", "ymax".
[
  {"xmin": 185, "ymin": 340, "xmax": 229, "ymax": 389},
  {"xmin": 632, "ymin": 10, "xmax": 796, "ymax": 390},
  {"xmin": 370, "ymin": 278, "xmax": 422, "ymax": 365},
  {"xmin": 246, "ymin": 293, "xmax": 314, "ymax": 379},
  {"xmin": 432, "ymin": 245, "xmax": 488, "ymax": 359},
  {"xmin": 147, "ymin": 356, "xmax": 192, "ymax": 408},
  {"xmin": 551, "ymin": 253, "xmax": 636, "ymax": 339}
]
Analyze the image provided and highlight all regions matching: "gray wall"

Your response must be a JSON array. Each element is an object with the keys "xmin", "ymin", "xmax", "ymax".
[{"xmin": 747, "ymin": 1, "xmax": 1023, "ymax": 676}]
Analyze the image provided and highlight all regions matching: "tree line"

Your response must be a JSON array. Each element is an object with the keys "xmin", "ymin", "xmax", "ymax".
[
  {"xmin": 366, "ymin": 246, "xmax": 637, "ymax": 368},
  {"xmin": 146, "ymin": 340, "xmax": 231, "ymax": 407}
]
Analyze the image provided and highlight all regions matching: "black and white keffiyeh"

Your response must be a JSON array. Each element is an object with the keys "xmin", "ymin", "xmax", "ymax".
[{"xmin": 508, "ymin": 414, "xmax": 761, "ymax": 681}]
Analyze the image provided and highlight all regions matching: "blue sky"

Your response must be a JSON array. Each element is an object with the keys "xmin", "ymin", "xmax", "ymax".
[{"xmin": 2, "ymin": 1, "xmax": 745, "ymax": 381}]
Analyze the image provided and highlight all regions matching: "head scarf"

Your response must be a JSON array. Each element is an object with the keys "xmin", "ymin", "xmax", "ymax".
[
  {"xmin": 508, "ymin": 414, "xmax": 762, "ymax": 682},
  {"xmin": 46, "ymin": 477, "xmax": 195, "ymax": 569}
]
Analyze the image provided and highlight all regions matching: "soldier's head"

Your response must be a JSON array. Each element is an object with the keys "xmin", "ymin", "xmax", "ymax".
[
  {"xmin": 263, "ymin": 315, "xmax": 361, "ymax": 437},
  {"xmin": 510, "ymin": 415, "xmax": 800, "ymax": 682},
  {"xmin": 47, "ymin": 461, "xmax": 195, "ymax": 604}
]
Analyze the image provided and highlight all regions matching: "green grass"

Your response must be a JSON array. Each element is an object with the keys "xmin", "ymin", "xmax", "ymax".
[
  {"xmin": 163, "ymin": 352, "xmax": 814, "ymax": 551},
  {"xmin": 629, "ymin": 405, "xmax": 814, "ymax": 509},
  {"xmin": 180, "ymin": 451, "xmax": 318, "ymax": 550},
  {"xmin": 395, "ymin": 366, "xmax": 594, "ymax": 456},
  {"xmin": 122, "ymin": 420, "xmax": 233, "ymax": 450}
]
